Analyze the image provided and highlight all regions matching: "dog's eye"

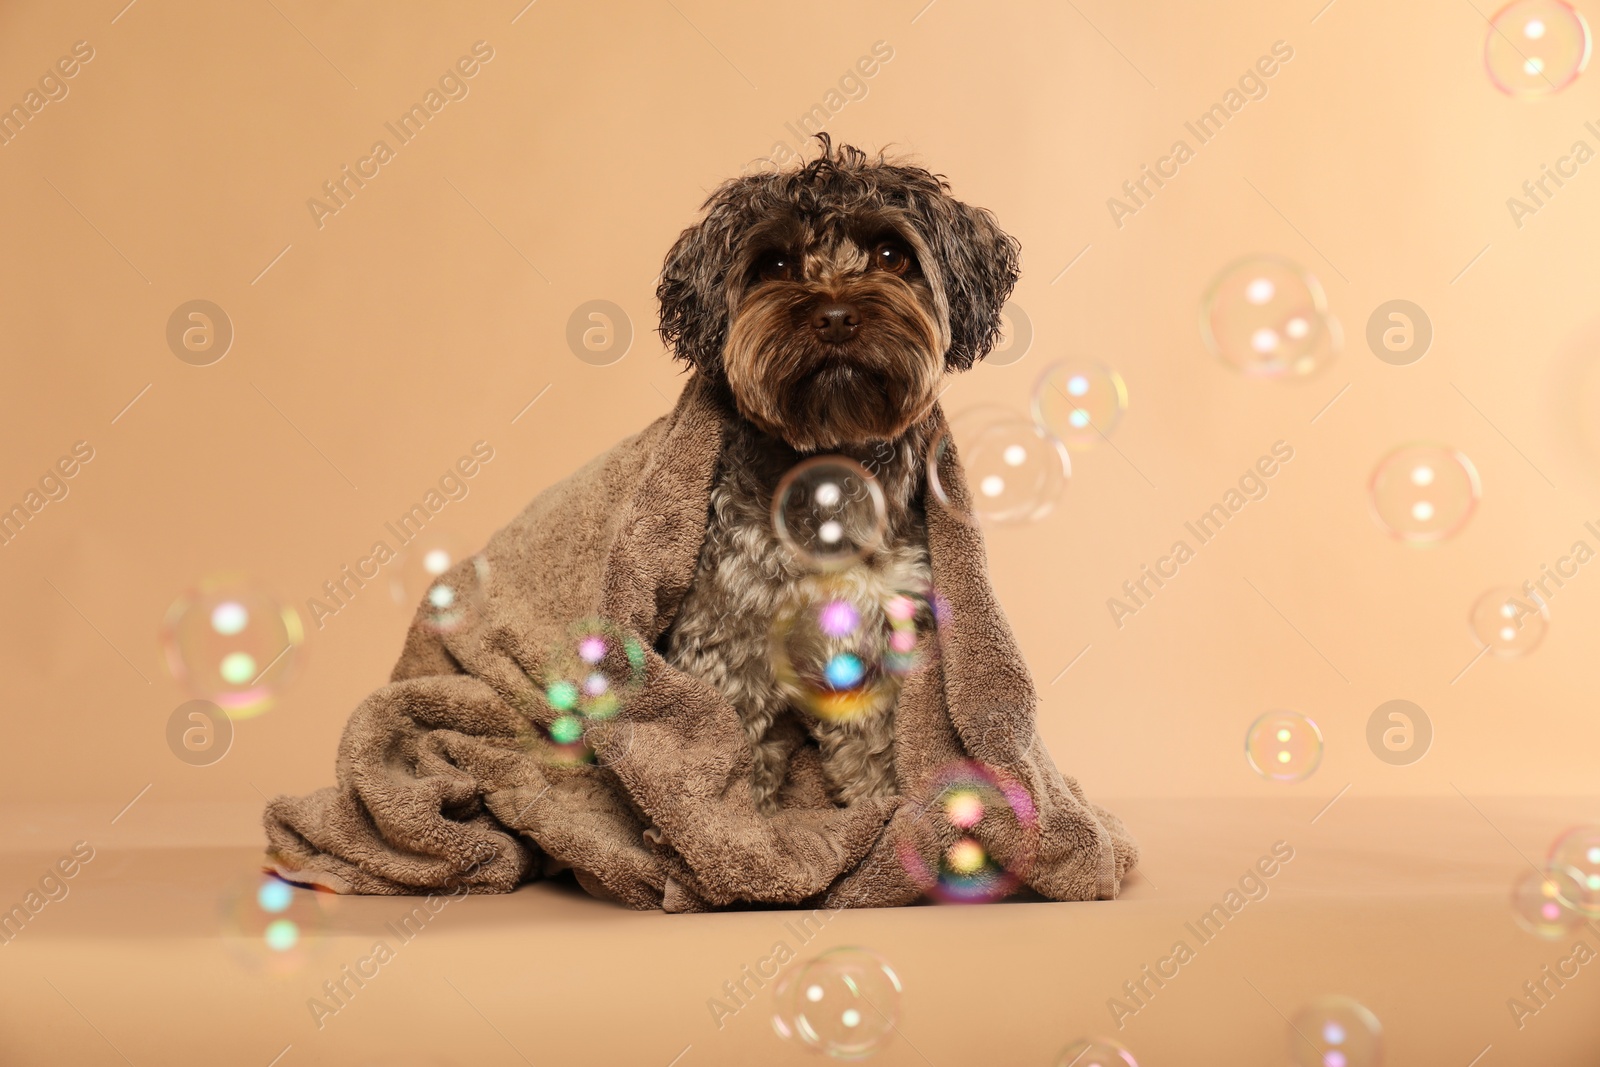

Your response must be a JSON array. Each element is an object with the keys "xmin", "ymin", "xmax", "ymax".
[
  {"xmin": 871, "ymin": 241, "xmax": 913, "ymax": 275},
  {"xmin": 755, "ymin": 252, "xmax": 797, "ymax": 283}
]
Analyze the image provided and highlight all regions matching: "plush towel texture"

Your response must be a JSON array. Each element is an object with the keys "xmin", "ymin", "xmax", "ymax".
[{"xmin": 263, "ymin": 376, "xmax": 1138, "ymax": 910}]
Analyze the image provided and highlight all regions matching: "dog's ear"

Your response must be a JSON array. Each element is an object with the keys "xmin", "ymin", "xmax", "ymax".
[
  {"xmin": 656, "ymin": 179, "xmax": 759, "ymax": 377},
  {"xmin": 911, "ymin": 191, "xmax": 1022, "ymax": 371}
]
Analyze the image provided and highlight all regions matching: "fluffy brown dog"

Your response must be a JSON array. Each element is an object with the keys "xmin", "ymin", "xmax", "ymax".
[{"xmin": 656, "ymin": 135, "xmax": 1020, "ymax": 812}]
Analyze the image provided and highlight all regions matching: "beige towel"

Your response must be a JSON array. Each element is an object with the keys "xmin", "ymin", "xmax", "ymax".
[{"xmin": 263, "ymin": 375, "xmax": 1138, "ymax": 910}]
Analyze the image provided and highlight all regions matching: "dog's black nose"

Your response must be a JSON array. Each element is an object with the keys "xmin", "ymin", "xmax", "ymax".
[{"xmin": 811, "ymin": 302, "xmax": 860, "ymax": 343}]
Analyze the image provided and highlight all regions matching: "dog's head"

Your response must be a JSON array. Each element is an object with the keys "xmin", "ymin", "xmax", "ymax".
[{"xmin": 656, "ymin": 136, "xmax": 1021, "ymax": 452}]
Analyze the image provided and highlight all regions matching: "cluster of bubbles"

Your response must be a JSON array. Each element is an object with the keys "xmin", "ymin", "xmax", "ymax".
[
  {"xmin": 390, "ymin": 539, "xmax": 491, "ymax": 634},
  {"xmin": 1245, "ymin": 710, "xmax": 1325, "ymax": 783},
  {"xmin": 220, "ymin": 874, "xmax": 332, "ymax": 973},
  {"xmin": 769, "ymin": 579, "xmax": 944, "ymax": 724},
  {"xmin": 1055, "ymin": 1038, "xmax": 1139, "ymax": 1067},
  {"xmin": 529, "ymin": 619, "xmax": 646, "ymax": 767},
  {"xmin": 161, "ymin": 579, "xmax": 305, "ymax": 718},
  {"xmin": 1511, "ymin": 824, "xmax": 1600, "ymax": 937},
  {"xmin": 1200, "ymin": 257, "xmax": 1341, "ymax": 378},
  {"xmin": 897, "ymin": 760, "xmax": 1040, "ymax": 903},
  {"xmin": 769, "ymin": 457, "xmax": 948, "ymax": 724},
  {"xmin": 772, "ymin": 947, "xmax": 902, "ymax": 1060},
  {"xmin": 1485, "ymin": 0, "xmax": 1591, "ymax": 97},
  {"xmin": 766, "ymin": 353, "xmax": 1129, "ymax": 534},
  {"xmin": 919, "ymin": 349, "xmax": 1132, "ymax": 527},
  {"xmin": 1367, "ymin": 444, "xmax": 1482, "ymax": 544},
  {"xmin": 1287, "ymin": 996, "xmax": 1383, "ymax": 1067}
]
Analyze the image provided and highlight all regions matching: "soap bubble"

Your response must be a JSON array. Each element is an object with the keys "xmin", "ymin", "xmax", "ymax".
[
  {"xmin": 773, "ymin": 457, "xmax": 888, "ymax": 570},
  {"xmin": 928, "ymin": 406, "xmax": 1070, "ymax": 524},
  {"xmin": 1287, "ymin": 996, "xmax": 1383, "ymax": 1067},
  {"xmin": 1368, "ymin": 444, "xmax": 1481, "ymax": 544},
  {"xmin": 1246, "ymin": 711, "xmax": 1324, "ymax": 783},
  {"xmin": 772, "ymin": 947, "xmax": 902, "ymax": 1060},
  {"xmin": 420, "ymin": 557, "xmax": 489, "ymax": 633},
  {"xmin": 390, "ymin": 540, "xmax": 490, "ymax": 633},
  {"xmin": 770, "ymin": 578, "xmax": 945, "ymax": 723},
  {"xmin": 1033, "ymin": 360, "xmax": 1129, "ymax": 449},
  {"xmin": 1548, "ymin": 825, "xmax": 1600, "ymax": 914},
  {"xmin": 541, "ymin": 619, "xmax": 646, "ymax": 722},
  {"xmin": 1056, "ymin": 1038, "xmax": 1139, "ymax": 1067},
  {"xmin": 1200, "ymin": 257, "xmax": 1340, "ymax": 377},
  {"xmin": 1511, "ymin": 866, "xmax": 1585, "ymax": 938},
  {"xmin": 161, "ymin": 579, "xmax": 305, "ymax": 718},
  {"xmin": 390, "ymin": 537, "xmax": 461, "ymax": 606},
  {"xmin": 1469, "ymin": 586, "xmax": 1548, "ymax": 657},
  {"xmin": 525, "ymin": 619, "xmax": 645, "ymax": 768},
  {"xmin": 898, "ymin": 760, "xmax": 1039, "ymax": 903},
  {"xmin": 1486, "ymin": 0, "xmax": 1591, "ymax": 97},
  {"xmin": 221, "ymin": 873, "xmax": 334, "ymax": 973}
]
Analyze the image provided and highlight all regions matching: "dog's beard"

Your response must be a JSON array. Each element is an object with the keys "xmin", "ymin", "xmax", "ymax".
[{"xmin": 723, "ymin": 281, "xmax": 944, "ymax": 453}]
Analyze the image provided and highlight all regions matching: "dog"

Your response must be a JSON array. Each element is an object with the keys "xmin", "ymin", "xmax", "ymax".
[{"xmin": 655, "ymin": 136, "xmax": 1020, "ymax": 812}]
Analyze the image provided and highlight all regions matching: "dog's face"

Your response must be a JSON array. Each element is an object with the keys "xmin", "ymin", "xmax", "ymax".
[{"xmin": 657, "ymin": 139, "xmax": 1021, "ymax": 453}]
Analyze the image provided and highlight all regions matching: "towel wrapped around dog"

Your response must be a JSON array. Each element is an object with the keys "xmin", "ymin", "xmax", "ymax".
[{"xmin": 263, "ymin": 374, "xmax": 1138, "ymax": 910}]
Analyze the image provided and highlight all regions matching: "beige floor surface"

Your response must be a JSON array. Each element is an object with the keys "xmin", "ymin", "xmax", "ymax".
[{"xmin": 2, "ymin": 796, "xmax": 1598, "ymax": 1066}]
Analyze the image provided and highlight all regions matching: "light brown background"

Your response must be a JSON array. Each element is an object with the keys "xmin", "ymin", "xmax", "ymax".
[
  {"xmin": 4, "ymin": 0, "xmax": 1596, "ymax": 810},
  {"xmin": 4, "ymin": 2, "xmax": 1600, "ymax": 1065}
]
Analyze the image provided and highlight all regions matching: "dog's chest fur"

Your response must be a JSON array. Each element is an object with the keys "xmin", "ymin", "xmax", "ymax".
[{"xmin": 664, "ymin": 410, "xmax": 934, "ymax": 810}]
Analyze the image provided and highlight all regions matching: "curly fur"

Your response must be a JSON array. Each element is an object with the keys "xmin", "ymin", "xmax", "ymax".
[
  {"xmin": 657, "ymin": 136, "xmax": 1021, "ymax": 811},
  {"xmin": 664, "ymin": 411, "xmax": 936, "ymax": 810}
]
